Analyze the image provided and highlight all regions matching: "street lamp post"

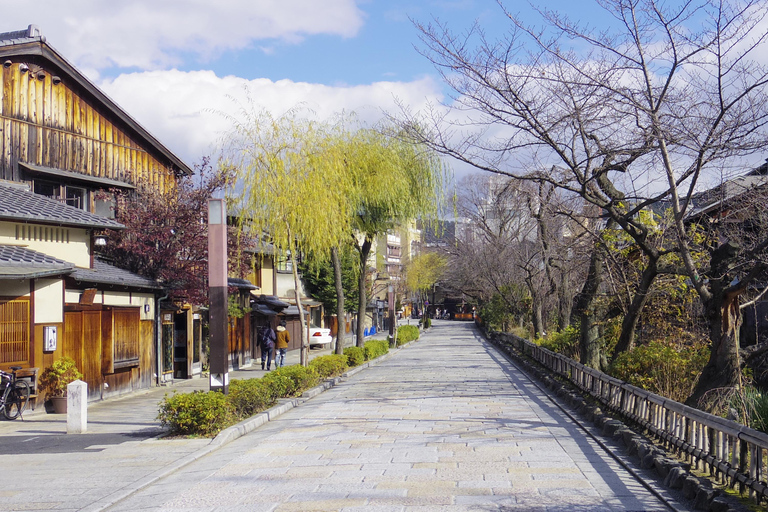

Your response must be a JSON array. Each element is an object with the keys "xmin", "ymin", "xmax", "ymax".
[
  {"xmin": 388, "ymin": 284, "xmax": 395, "ymax": 347},
  {"xmin": 208, "ymin": 198, "xmax": 228, "ymax": 394}
]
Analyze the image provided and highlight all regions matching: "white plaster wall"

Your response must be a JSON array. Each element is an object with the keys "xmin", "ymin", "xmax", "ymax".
[
  {"xmin": 0, "ymin": 221, "xmax": 91, "ymax": 267},
  {"xmin": 276, "ymin": 272, "xmax": 307, "ymax": 300},
  {"xmin": 0, "ymin": 280, "xmax": 30, "ymax": 298},
  {"xmin": 259, "ymin": 267, "xmax": 274, "ymax": 296},
  {"xmin": 103, "ymin": 291, "xmax": 131, "ymax": 306},
  {"xmin": 34, "ymin": 279, "xmax": 63, "ymax": 323},
  {"xmin": 64, "ymin": 289, "xmax": 79, "ymax": 303},
  {"xmin": 65, "ymin": 289, "xmax": 104, "ymax": 304}
]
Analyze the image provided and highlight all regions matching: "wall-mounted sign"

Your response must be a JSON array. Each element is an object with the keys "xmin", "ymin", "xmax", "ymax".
[{"xmin": 44, "ymin": 326, "xmax": 57, "ymax": 352}]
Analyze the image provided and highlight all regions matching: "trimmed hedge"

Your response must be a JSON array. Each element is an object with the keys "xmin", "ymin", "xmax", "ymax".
[
  {"xmin": 159, "ymin": 339, "xmax": 397, "ymax": 437},
  {"xmin": 309, "ymin": 354, "xmax": 349, "ymax": 378},
  {"xmin": 262, "ymin": 365, "xmax": 320, "ymax": 397},
  {"xmin": 397, "ymin": 325, "xmax": 419, "ymax": 346},
  {"xmin": 159, "ymin": 364, "xmax": 319, "ymax": 436},
  {"xmin": 228, "ymin": 378, "xmax": 278, "ymax": 417},
  {"xmin": 344, "ymin": 346, "xmax": 365, "ymax": 366},
  {"xmin": 364, "ymin": 339, "xmax": 389, "ymax": 361},
  {"xmin": 158, "ymin": 390, "xmax": 232, "ymax": 436}
]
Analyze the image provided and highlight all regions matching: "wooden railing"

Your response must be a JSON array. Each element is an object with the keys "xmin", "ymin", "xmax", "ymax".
[{"xmin": 494, "ymin": 331, "xmax": 768, "ymax": 505}]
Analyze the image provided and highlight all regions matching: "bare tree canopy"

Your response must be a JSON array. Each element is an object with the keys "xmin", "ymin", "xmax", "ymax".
[{"xmin": 399, "ymin": 0, "xmax": 768, "ymax": 404}]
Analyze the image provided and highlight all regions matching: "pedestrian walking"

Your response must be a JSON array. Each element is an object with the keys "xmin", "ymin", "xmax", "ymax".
[
  {"xmin": 258, "ymin": 323, "xmax": 276, "ymax": 370},
  {"xmin": 275, "ymin": 320, "xmax": 290, "ymax": 367}
]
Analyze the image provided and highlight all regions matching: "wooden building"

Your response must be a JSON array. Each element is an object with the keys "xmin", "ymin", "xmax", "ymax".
[
  {"xmin": 0, "ymin": 25, "xmax": 193, "ymax": 401},
  {"xmin": 0, "ymin": 25, "xmax": 190, "ymax": 202},
  {"xmin": 0, "ymin": 183, "xmax": 159, "ymax": 402}
]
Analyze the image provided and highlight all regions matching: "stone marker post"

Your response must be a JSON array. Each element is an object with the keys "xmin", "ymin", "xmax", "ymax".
[{"xmin": 67, "ymin": 379, "xmax": 87, "ymax": 434}]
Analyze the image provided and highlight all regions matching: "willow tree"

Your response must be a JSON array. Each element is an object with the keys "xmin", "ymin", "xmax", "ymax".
[
  {"xmin": 342, "ymin": 127, "xmax": 445, "ymax": 347},
  {"xmin": 221, "ymin": 108, "xmax": 353, "ymax": 366},
  {"xmin": 405, "ymin": 252, "xmax": 447, "ymax": 314}
]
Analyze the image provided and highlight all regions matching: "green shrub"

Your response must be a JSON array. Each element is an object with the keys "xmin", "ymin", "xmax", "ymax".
[
  {"xmin": 534, "ymin": 325, "xmax": 580, "ymax": 360},
  {"xmin": 344, "ymin": 346, "xmax": 365, "ymax": 366},
  {"xmin": 39, "ymin": 357, "xmax": 83, "ymax": 398},
  {"xmin": 262, "ymin": 365, "xmax": 320, "ymax": 397},
  {"xmin": 423, "ymin": 317, "xmax": 431, "ymax": 329},
  {"xmin": 509, "ymin": 326, "xmax": 529, "ymax": 339},
  {"xmin": 228, "ymin": 378, "xmax": 278, "ymax": 418},
  {"xmin": 397, "ymin": 325, "xmax": 420, "ymax": 345},
  {"xmin": 364, "ymin": 339, "xmax": 389, "ymax": 360},
  {"xmin": 309, "ymin": 354, "xmax": 349, "ymax": 378},
  {"xmin": 259, "ymin": 370, "xmax": 293, "ymax": 397},
  {"xmin": 609, "ymin": 340, "xmax": 708, "ymax": 403},
  {"xmin": 158, "ymin": 390, "xmax": 232, "ymax": 436}
]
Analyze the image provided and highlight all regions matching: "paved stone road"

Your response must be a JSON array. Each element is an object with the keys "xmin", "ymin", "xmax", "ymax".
[{"xmin": 107, "ymin": 322, "xmax": 687, "ymax": 512}]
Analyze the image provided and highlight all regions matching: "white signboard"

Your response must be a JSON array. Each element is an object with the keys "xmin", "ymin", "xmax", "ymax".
[{"xmin": 44, "ymin": 326, "xmax": 57, "ymax": 351}]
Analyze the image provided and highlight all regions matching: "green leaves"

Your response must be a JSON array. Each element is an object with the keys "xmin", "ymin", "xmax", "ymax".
[{"xmin": 405, "ymin": 252, "xmax": 447, "ymax": 293}]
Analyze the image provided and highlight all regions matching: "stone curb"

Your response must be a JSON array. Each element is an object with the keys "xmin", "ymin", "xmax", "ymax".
[
  {"xmin": 86, "ymin": 336, "xmax": 419, "ymax": 511},
  {"xmin": 483, "ymin": 329, "xmax": 748, "ymax": 512}
]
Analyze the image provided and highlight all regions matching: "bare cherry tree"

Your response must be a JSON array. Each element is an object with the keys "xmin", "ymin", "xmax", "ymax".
[
  {"xmin": 443, "ymin": 173, "xmax": 583, "ymax": 336},
  {"xmin": 399, "ymin": 0, "xmax": 768, "ymax": 400}
]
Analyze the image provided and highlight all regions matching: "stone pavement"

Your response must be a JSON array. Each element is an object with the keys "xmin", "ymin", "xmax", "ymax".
[
  {"xmin": 0, "ymin": 332, "xmax": 384, "ymax": 512},
  {"xmin": 94, "ymin": 322, "xmax": 688, "ymax": 512}
]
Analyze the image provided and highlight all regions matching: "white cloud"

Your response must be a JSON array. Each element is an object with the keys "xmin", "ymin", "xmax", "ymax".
[
  {"xmin": 5, "ymin": 0, "xmax": 365, "ymax": 72},
  {"xmin": 97, "ymin": 70, "xmax": 444, "ymax": 167}
]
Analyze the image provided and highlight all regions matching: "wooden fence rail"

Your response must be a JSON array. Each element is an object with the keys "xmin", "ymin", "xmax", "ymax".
[{"xmin": 496, "ymin": 332, "xmax": 768, "ymax": 505}]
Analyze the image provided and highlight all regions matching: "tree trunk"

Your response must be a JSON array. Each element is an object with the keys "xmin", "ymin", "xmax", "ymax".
[
  {"xmin": 286, "ymin": 227, "xmax": 308, "ymax": 366},
  {"xmin": 531, "ymin": 292, "xmax": 544, "ymax": 338},
  {"xmin": 573, "ymin": 234, "xmax": 609, "ymax": 369},
  {"xmin": 331, "ymin": 246, "xmax": 345, "ymax": 355},
  {"xmin": 612, "ymin": 259, "xmax": 658, "ymax": 358},
  {"xmin": 355, "ymin": 235, "xmax": 373, "ymax": 348},
  {"xmin": 557, "ymin": 271, "xmax": 572, "ymax": 331},
  {"xmin": 684, "ymin": 241, "xmax": 759, "ymax": 408},
  {"xmin": 686, "ymin": 288, "xmax": 743, "ymax": 407}
]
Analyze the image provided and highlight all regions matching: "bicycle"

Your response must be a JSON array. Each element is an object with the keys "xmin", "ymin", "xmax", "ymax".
[{"xmin": 0, "ymin": 366, "xmax": 30, "ymax": 420}]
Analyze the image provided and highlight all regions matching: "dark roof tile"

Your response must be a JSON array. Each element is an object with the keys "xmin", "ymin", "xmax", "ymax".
[
  {"xmin": 0, "ymin": 244, "xmax": 74, "ymax": 279},
  {"xmin": 0, "ymin": 183, "xmax": 124, "ymax": 229},
  {"xmin": 70, "ymin": 259, "xmax": 160, "ymax": 290}
]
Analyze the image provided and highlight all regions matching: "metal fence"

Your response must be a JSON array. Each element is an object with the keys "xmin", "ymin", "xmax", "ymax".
[{"xmin": 495, "ymin": 332, "xmax": 768, "ymax": 505}]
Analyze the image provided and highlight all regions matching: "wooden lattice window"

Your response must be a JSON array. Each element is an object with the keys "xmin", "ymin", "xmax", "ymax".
[{"xmin": 0, "ymin": 299, "xmax": 30, "ymax": 366}]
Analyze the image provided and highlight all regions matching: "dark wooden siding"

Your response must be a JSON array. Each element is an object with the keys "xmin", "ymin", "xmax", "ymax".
[{"xmin": 0, "ymin": 61, "xmax": 177, "ymax": 192}]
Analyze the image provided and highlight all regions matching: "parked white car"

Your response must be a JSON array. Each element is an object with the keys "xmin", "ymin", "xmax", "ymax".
[{"xmin": 309, "ymin": 325, "xmax": 332, "ymax": 347}]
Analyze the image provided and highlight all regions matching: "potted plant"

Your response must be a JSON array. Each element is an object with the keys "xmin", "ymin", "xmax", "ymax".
[{"xmin": 39, "ymin": 357, "xmax": 83, "ymax": 413}]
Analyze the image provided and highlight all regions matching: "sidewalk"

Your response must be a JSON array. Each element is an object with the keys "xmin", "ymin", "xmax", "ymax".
[
  {"xmin": 0, "ymin": 328, "xmax": 399, "ymax": 512},
  {"xmin": 0, "ymin": 329, "xmax": 392, "ymax": 439}
]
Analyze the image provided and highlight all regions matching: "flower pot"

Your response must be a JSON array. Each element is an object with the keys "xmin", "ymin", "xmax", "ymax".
[{"xmin": 48, "ymin": 396, "xmax": 67, "ymax": 414}]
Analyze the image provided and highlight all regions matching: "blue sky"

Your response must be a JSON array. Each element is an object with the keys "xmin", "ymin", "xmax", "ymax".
[{"xmin": 1, "ymin": 0, "xmax": 595, "ymax": 173}]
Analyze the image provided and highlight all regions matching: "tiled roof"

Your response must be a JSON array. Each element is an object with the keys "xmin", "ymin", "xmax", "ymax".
[
  {"xmin": 0, "ymin": 25, "xmax": 42, "ymax": 47},
  {"xmin": 228, "ymin": 277, "xmax": 258, "ymax": 290},
  {"xmin": 70, "ymin": 259, "xmax": 160, "ymax": 290},
  {"xmin": 0, "ymin": 244, "xmax": 74, "ymax": 279},
  {"xmin": 0, "ymin": 183, "xmax": 124, "ymax": 229}
]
